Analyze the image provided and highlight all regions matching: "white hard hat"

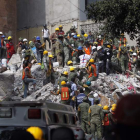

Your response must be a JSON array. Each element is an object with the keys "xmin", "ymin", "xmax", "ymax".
[
  {"xmin": 132, "ymin": 53, "xmax": 137, "ymax": 56},
  {"xmin": 97, "ymin": 46, "xmax": 102, "ymax": 51},
  {"xmin": 92, "ymin": 46, "xmax": 96, "ymax": 50},
  {"xmin": 94, "ymin": 93, "xmax": 98, "ymax": 98},
  {"xmin": 71, "ymin": 33, "xmax": 75, "ymax": 36},
  {"xmin": 98, "ymin": 35, "xmax": 101, "ymax": 38},
  {"xmin": 23, "ymin": 38, "xmax": 28, "ymax": 42},
  {"xmin": 0, "ymin": 32, "xmax": 3, "ymax": 35}
]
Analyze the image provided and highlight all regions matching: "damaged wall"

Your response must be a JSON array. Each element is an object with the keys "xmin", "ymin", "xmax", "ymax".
[{"xmin": 0, "ymin": 0, "xmax": 17, "ymax": 44}]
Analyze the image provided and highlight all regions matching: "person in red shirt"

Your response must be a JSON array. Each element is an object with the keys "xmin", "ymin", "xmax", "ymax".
[
  {"xmin": 6, "ymin": 36, "xmax": 15, "ymax": 61},
  {"xmin": 58, "ymin": 25, "xmax": 65, "ymax": 35}
]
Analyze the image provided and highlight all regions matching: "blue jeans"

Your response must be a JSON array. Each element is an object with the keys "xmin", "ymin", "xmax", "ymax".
[{"xmin": 23, "ymin": 78, "xmax": 36, "ymax": 98}]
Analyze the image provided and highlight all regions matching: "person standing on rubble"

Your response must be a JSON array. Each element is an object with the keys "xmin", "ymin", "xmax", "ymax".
[
  {"xmin": 35, "ymin": 36, "xmax": 44, "ymax": 65},
  {"xmin": 104, "ymin": 42, "xmax": 113, "ymax": 75},
  {"xmin": 45, "ymin": 55, "xmax": 55, "ymax": 84},
  {"xmin": 42, "ymin": 50, "xmax": 48, "ymax": 70},
  {"xmin": 68, "ymin": 67, "xmax": 77, "ymax": 82},
  {"xmin": 118, "ymin": 41, "xmax": 130, "ymax": 74},
  {"xmin": 86, "ymin": 59, "xmax": 97, "ymax": 81},
  {"xmin": 1, "ymin": 35, "xmax": 7, "ymax": 59},
  {"xmin": 50, "ymin": 28, "xmax": 59, "ymax": 62},
  {"xmin": 16, "ymin": 37, "xmax": 23, "ymax": 59},
  {"xmin": 78, "ymin": 96, "xmax": 90, "ymax": 134},
  {"xmin": 51, "ymin": 81, "xmax": 71, "ymax": 105},
  {"xmin": 58, "ymin": 25, "xmax": 65, "ymax": 35},
  {"xmin": 22, "ymin": 62, "xmax": 36, "ymax": 98},
  {"xmin": 55, "ymin": 35, "xmax": 64, "ymax": 67},
  {"xmin": 6, "ymin": 36, "xmax": 15, "ymax": 62},
  {"xmin": 88, "ymin": 98, "xmax": 104, "ymax": 140},
  {"xmin": 58, "ymin": 71, "xmax": 68, "ymax": 88},
  {"xmin": 42, "ymin": 24, "xmax": 51, "ymax": 49}
]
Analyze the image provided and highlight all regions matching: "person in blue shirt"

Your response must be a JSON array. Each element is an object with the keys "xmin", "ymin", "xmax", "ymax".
[{"xmin": 77, "ymin": 88, "xmax": 86, "ymax": 106}]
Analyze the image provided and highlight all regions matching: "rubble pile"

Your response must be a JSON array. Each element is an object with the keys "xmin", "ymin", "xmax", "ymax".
[{"xmin": 0, "ymin": 55, "xmax": 140, "ymax": 105}]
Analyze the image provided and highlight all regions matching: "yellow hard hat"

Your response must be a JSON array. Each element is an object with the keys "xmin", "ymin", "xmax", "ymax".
[
  {"xmin": 8, "ymin": 36, "xmax": 12, "ymax": 40},
  {"xmin": 98, "ymin": 104, "xmax": 102, "ymax": 107},
  {"xmin": 61, "ymin": 81, "xmax": 66, "ymax": 85},
  {"xmin": 111, "ymin": 106, "xmax": 116, "ymax": 112},
  {"xmin": 27, "ymin": 127, "xmax": 44, "ymax": 140},
  {"xmin": 77, "ymin": 34, "xmax": 81, "ymax": 38},
  {"xmin": 103, "ymin": 105, "xmax": 109, "ymax": 110},
  {"xmin": 67, "ymin": 60, "xmax": 73, "ymax": 65},
  {"xmin": 107, "ymin": 45, "xmax": 111, "ymax": 48},
  {"xmin": 112, "ymin": 104, "xmax": 117, "ymax": 107},
  {"xmin": 89, "ymin": 59, "xmax": 94, "ymax": 63},
  {"xmin": 49, "ymin": 54, "xmax": 53, "ymax": 58},
  {"xmin": 94, "ymin": 42, "xmax": 98, "ymax": 45},
  {"xmin": 63, "ymin": 71, "xmax": 68, "ymax": 75},
  {"xmin": 43, "ymin": 50, "xmax": 48, "ymax": 55},
  {"xmin": 70, "ymin": 67, "xmax": 75, "ymax": 71},
  {"xmin": 120, "ymin": 33, "xmax": 124, "ymax": 36},
  {"xmin": 55, "ymin": 28, "xmax": 59, "ymax": 31},
  {"xmin": 84, "ymin": 34, "xmax": 88, "ymax": 38},
  {"xmin": 129, "ymin": 49, "xmax": 133, "ymax": 52},
  {"xmin": 29, "ymin": 41, "xmax": 32, "ymax": 45},
  {"xmin": 59, "ymin": 25, "xmax": 63, "ymax": 28}
]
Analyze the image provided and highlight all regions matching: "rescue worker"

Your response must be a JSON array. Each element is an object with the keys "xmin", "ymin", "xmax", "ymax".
[
  {"xmin": 42, "ymin": 50, "xmax": 48, "ymax": 71},
  {"xmin": 84, "ymin": 41, "xmax": 92, "ymax": 55},
  {"xmin": 66, "ymin": 26, "xmax": 76, "ymax": 38},
  {"xmin": 1, "ymin": 35, "xmax": 7, "ymax": 59},
  {"xmin": 102, "ymin": 106, "xmax": 110, "ymax": 139},
  {"xmin": 88, "ymin": 98, "xmax": 104, "ymax": 140},
  {"xmin": 42, "ymin": 24, "xmax": 51, "ymax": 49},
  {"xmin": 22, "ymin": 62, "xmax": 36, "ymax": 98},
  {"xmin": 63, "ymin": 34, "xmax": 72, "ymax": 66},
  {"xmin": 77, "ymin": 88, "xmax": 86, "ymax": 106},
  {"xmin": 67, "ymin": 60, "xmax": 73, "ymax": 66},
  {"xmin": 72, "ymin": 46, "xmax": 84, "ymax": 63},
  {"xmin": 78, "ymin": 38, "xmax": 84, "ymax": 47},
  {"xmin": 97, "ymin": 35, "xmax": 103, "ymax": 46},
  {"xmin": 16, "ymin": 37, "xmax": 23, "ymax": 59},
  {"xmin": 68, "ymin": 67, "xmax": 77, "ymax": 82},
  {"xmin": 58, "ymin": 25, "xmax": 65, "ymax": 35},
  {"xmin": 131, "ymin": 53, "xmax": 137, "ymax": 74},
  {"xmin": 104, "ymin": 42, "xmax": 113, "ymax": 75},
  {"xmin": 51, "ymin": 28, "xmax": 59, "ymax": 62},
  {"xmin": 51, "ymin": 81, "xmax": 71, "ymax": 105},
  {"xmin": 84, "ymin": 33, "xmax": 88, "ymax": 41},
  {"xmin": 29, "ymin": 36, "xmax": 36, "ymax": 49},
  {"xmin": 78, "ymin": 96, "xmax": 90, "ymax": 134},
  {"xmin": 88, "ymin": 31, "xmax": 94, "ymax": 43},
  {"xmin": 119, "ymin": 33, "xmax": 127, "ymax": 47},
  {"xmin": 58, "ymin": 71, "xmax": 68, "ymax": 88},
  {"xmin": 6, "ymin": 36, "xmax": 15, "ymax": 61},
  {"xmin": 55, "ymin": 35, "xmax": 64, "ymax": 67},
  {"xmin": 118, "ymin": 41, "xmax": 130, "ymax": 74},
  {"xmin": 87, "ymin": 59, "xmax": 97, "ymax": 81},
  {"xmin": 46, "ymin": 55, "xmax": 55, "ymax": 84},
  {"xmin": 35, "ymin": 36, "xmax": 44, "ymax": 65},
  {"xmin": 27, "ymin": 127, "xmax": 44, "ymax": 140}
]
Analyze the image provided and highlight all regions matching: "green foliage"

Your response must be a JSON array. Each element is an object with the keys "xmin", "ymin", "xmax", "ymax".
[{"xmin": 86, "ymin": 0, "xmax": 140, "ymax": 40}]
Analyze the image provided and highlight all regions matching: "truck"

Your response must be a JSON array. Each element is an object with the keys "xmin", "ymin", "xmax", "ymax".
[{"xmin": 0, "ymin": 101, "xmax": 85, "ymax": 140}]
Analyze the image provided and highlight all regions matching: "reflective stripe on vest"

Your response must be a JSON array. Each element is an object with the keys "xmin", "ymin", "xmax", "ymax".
[
  {"xmin": 22, "ymin": 66, "xmax": 30, "ymax": 80},
  {"xmin": 88, "ymin": 64, "xmax": 97, "ymax": 78},
  {"xmin": 61, "ymin": 87, "xmax": 69, "ymax": 101}
]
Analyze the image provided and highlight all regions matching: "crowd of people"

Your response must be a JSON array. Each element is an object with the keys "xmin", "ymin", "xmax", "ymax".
[{"xmin": 1, "ymin": 24, "xmax": 140, "ymax": 140}]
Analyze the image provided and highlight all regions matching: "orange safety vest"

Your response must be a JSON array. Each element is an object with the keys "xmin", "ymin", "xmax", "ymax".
[
  {"xmin": 22, "ymin": 66, "xmax": 30, "ymax": 80},
  {"xmin": 61, "ymin": 87, "xmax": 70, "ymax": 101},
  {"xmin": 119, "ymin": 38, "xmax": 127, "ymax": 47},
  {"xmin": 104, "ymin": 114, "xmax": 109, "ymax": 126},
  {"xmin": 84, "ymin": 45, "xmax": 92, "ymax": 55},
  {"xmin": 88, "ymin": 64, "xmax": 97, "ymax": 78}
]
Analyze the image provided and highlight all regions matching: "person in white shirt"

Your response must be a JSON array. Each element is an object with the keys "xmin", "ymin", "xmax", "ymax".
[{"xmin": 42, "ymin": 24, "xmax": 51, "ymax": 49}]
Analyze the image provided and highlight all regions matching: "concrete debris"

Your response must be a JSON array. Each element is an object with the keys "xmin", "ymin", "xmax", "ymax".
[{"xmin": 1, "ymin": 54, "xmax": 140, "ymax": 105}]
